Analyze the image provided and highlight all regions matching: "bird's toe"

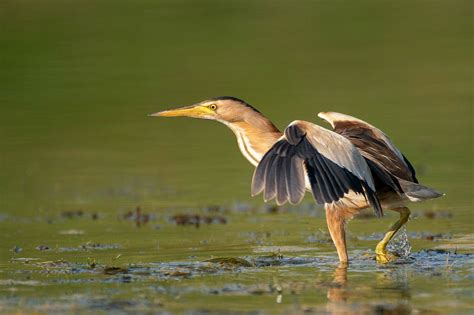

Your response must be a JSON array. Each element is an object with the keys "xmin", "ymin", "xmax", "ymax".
[{"xmin": 375, "ymin": 250, "xmax": 399, "ymax": 264}]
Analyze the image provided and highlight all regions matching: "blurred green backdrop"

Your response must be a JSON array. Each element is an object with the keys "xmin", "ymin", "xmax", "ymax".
[{"xmin": 1, "ymin": 0, "xmax": 472, "ymax": 215}]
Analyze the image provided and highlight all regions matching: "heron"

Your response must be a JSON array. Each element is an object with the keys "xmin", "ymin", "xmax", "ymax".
[{"xmin": 150, "ymin": 96, "xmax": 443, "ymax": 264}]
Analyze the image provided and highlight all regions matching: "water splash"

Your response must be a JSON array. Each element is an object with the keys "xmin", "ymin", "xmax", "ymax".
[{"xmin": 387, "ymin": 226, "xmax": 412, "ymax": 258}]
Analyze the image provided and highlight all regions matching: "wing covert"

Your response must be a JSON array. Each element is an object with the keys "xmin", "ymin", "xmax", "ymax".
[{"xmin": 318, "ymin": 112, "xmax": 417, "ymax": 183}]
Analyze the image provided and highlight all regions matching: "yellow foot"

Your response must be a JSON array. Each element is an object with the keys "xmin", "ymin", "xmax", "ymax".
[{"xmin": 375, "ymin": 250, "xmax": 399, "ymax": 264}]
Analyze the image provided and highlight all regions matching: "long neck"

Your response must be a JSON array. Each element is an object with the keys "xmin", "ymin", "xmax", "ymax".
[{"xmin": 226, "ymin": 119, "xmax": 282, "ymax": 167}]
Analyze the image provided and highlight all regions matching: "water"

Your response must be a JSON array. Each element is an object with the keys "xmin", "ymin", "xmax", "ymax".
[
  {"xmin": 1, "ymin": 0, "xmax": 473, "ymax": 313},
  {"xmin": 387, "ymin": 226, "xmax": 412, "ymax": 259}
]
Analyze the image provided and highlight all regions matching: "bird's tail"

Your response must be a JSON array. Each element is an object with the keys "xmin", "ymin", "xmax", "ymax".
[{"xmin": 396, "ymin": 178, "xmax": 444, "ymax": 202}]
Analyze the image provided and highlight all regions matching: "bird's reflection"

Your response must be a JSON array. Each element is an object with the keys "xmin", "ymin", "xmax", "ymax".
[
  {"xmin": 326, "ymin": 263, "xmax": 349, "ymax": 303},
  {"xmin": 324, "ymin": 263, "xmax": 412, "ymax": 315}
]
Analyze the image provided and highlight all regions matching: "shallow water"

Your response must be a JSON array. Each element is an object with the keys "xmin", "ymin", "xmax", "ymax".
[
  {"xmin": 1, "ymin": 0, "xmax": 473, "ymax": 314},
  {"xmin": 1, "ymin": 205, "xmax": 473, "ymax": 314}
]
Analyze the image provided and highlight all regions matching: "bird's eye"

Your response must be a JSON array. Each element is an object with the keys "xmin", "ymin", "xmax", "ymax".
[{"xmin": 208, "ymin": 104, "xmax": 217, "ymax": 111}]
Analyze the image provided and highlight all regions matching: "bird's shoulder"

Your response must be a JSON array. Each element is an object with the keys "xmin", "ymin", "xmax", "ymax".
[{"xmin": 282, "ymin": 119, "xmax": 356, "ymax": 147}]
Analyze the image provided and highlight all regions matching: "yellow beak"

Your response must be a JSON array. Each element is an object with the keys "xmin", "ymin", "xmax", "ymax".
[{"xmin": 149, "ymin": 105, "xmax": 214, "ymax": 118}]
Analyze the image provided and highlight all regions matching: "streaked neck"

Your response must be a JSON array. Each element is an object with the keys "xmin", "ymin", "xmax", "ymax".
[{"xmin": 226, "ymin": 120, "xmax": 282, "ymax": 167}]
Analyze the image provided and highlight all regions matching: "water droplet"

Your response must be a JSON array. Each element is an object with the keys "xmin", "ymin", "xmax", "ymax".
[{"xmin": 387, "ymin": 226, "xmax": 412, "ymax": 258}]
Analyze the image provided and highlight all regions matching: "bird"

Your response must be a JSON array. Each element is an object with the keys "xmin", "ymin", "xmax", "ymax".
[{"xmin": 150, "ymin": 96, "xmax": 443, "ymax": 264}]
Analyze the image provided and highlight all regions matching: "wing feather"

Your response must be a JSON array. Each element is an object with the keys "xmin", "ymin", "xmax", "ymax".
[
  {"xmin": 276, "ymin": 157, "xmax": 288, "ymax": 205},
  {"xmin": 314, "ymin": 153, "xmax": 341, "ymax": 201},
  {"xmin": 252, "ymin": 120, "xmax": 383, "ymax": 217},
  {"xmin": 263, "ymin": 153, "xmax": 278, "ymax": 202},
  {"xmin": 287, "ymin": 156, "xmax": 305, "ymax": 204},
  {"xmin": 318, "ymin": 154, "xmax": 346, "ymax": 196}
]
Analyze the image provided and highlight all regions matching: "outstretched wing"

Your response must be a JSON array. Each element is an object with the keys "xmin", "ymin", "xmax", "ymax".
[
  {"xmin": 318, "ymin": 112, "xmax": 418, "ymax": 195},
  {"xmin": 251, "ymin": 120, "xmax": 383, "ymax": 217}
]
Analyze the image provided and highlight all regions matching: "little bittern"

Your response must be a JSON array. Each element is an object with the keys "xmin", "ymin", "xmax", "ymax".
[{"xmin": 150, "ymin": 96, "xmax": 443, "ymax": 264}]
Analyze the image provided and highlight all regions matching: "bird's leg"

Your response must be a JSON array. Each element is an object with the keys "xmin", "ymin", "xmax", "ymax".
[
  {"xmin": 375, "ymin": 207, "xmax": 411, "ymax": 264},
  {"xmin": 325, "ymin": 206, "xmax": 348, "ymax": 263}
]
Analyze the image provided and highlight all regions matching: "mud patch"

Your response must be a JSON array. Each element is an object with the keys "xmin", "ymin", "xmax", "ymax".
[
  {"xmin": 204, "ymin": 257, "xmax": 254, "ymax": 267},
  {"xmin": 122, "ymin": 206, "xmax": 152, "ymax": 227},
  {"xmin": 170, "ymin": 214, "xmax": 227, "ymax": 227}
]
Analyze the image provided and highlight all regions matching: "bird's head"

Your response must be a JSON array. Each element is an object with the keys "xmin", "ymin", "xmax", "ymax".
[{"xmin": 149, "ymin": 96, "xmax": 262, "ymax": 124}]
